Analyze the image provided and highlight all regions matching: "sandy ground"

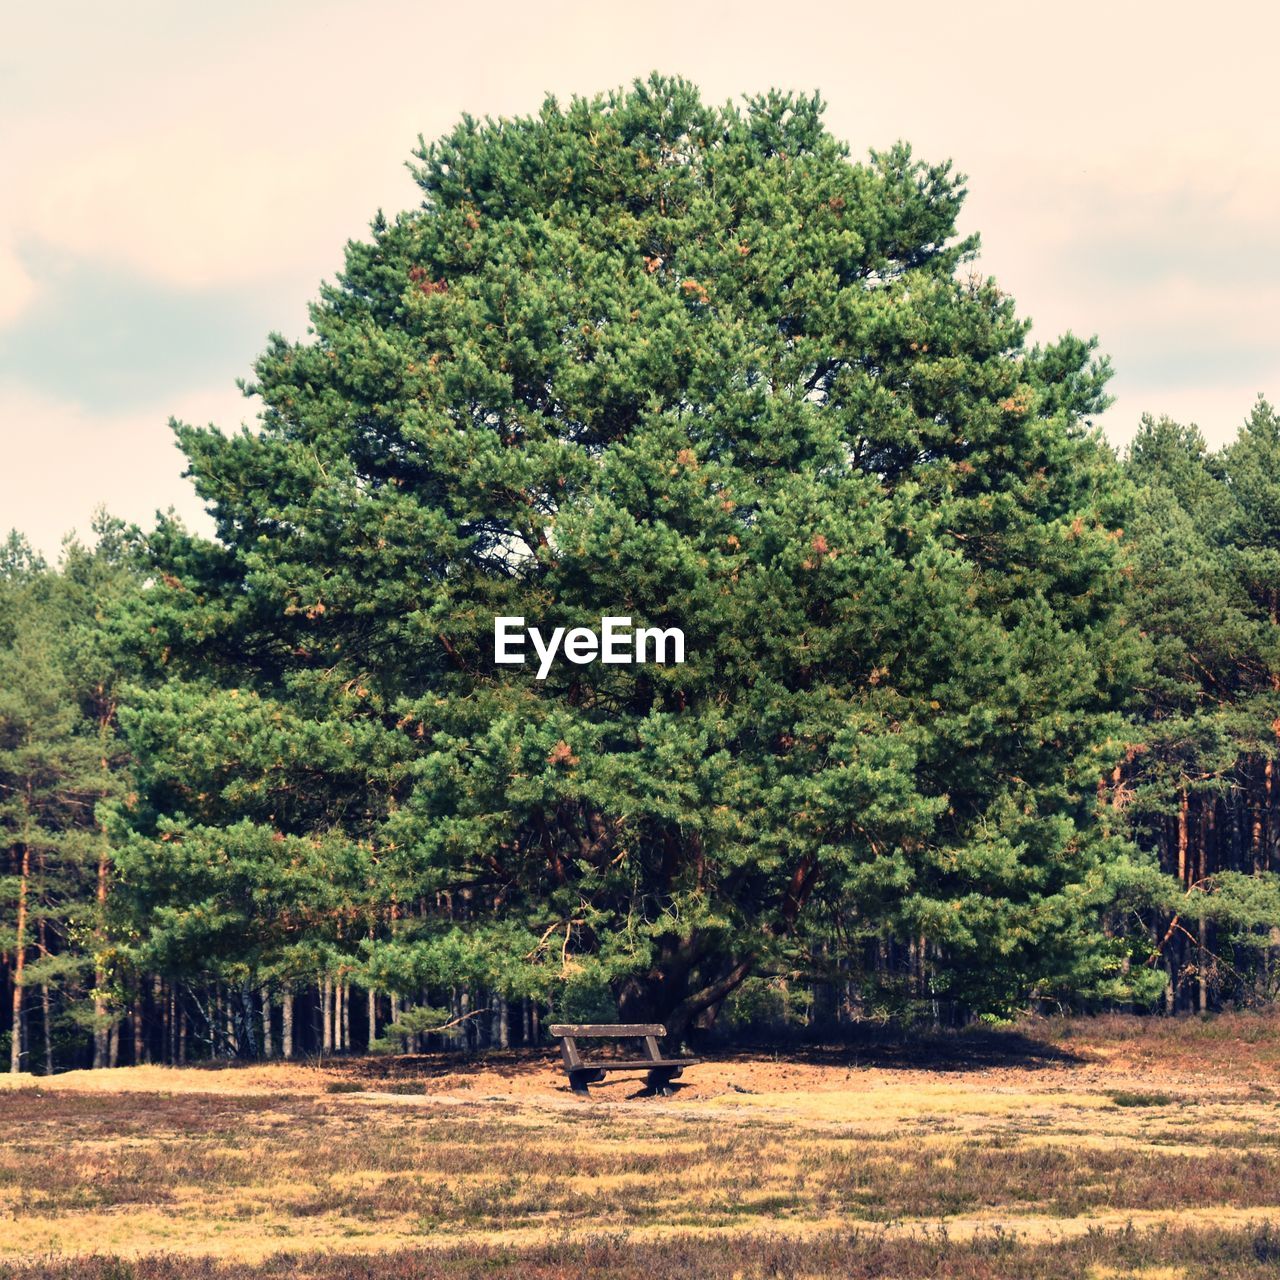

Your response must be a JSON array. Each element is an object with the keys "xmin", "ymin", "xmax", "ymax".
[{"xmin": 0, "ymin": 1039, "xmax": 1264, "ymax": 1113}]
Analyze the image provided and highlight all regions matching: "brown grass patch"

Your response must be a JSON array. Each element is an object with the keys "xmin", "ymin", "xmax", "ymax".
[{"xmin": 3, "ymin": 1014, "xmax": 1280, "ymax": 1272}]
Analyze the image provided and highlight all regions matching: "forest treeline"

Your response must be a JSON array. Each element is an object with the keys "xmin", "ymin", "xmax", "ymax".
[{"xmin": 2, "ymin": 77, "xmax": 1279, "ymax": 1072}]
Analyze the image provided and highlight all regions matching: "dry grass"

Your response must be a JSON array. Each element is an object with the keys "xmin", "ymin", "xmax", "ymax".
[
  {"xmin": 5, "ymin": 1225, "xmax": 1280, "ymax": 1280},
  {"xmin": 2, "ymin": 1013, "xmax": 1279, "ymax": 1277}
]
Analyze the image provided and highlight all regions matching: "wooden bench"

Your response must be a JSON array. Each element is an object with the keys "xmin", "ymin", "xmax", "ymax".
[{"xmin": 548, "ymin": 1023, "xmax": 698, "ymax": 1097}]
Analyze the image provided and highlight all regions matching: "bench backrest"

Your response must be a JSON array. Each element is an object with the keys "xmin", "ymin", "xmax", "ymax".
[{"xmin": 548, "ymin": 1023, "xmax": 665, "ymax": 1038}]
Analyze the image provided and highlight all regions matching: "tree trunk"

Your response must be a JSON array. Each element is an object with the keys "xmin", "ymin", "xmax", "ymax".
[
  {"xmin": 166, "ymin": 983, "xmax": 175, "ymax": 1065},
  {"xmin": 1198, "ymin": 917, "xmax": 1209, "ymax": 1012},
  {"xmin": 93, "ymin": 710, "xmax": 115, "ymax": 1069},
  {"xmin": 92, "ymin": 851, "xmax": 109, "ymax": 1067},
  {"xmin": 1253, "ymin": 757, "xmax": 1265, "ymax": 874},
  {"xmin": 616, "ymin": 941, "xmax": 756, "ymax": 1048},
  {"xmin": 1268, "ymin": 754, "xmax": 1277, "ymax": 989},
  {"xmin": 1177, "ymin": 788, "xmax": 1189, "ymax": 884},
  {"xmin": 260, "ymin": 988, "xmax": 272, "ymax": 1058},
  {"xmin": 133, "ymin": 990, "xmax": 146, "ymax": 1065},
  {"xmin": 281, "ymin": 990, "xmax": 294, "ymax": 1060},
  {"xmin": 223, "ymin": 986, "xmax": 235, "ymax": 1057},
  {"xmin": 1266, "ymin": 756, "xmax": 1275, "ymax": 873},
  {"xmin": 497, "ymin": 994, "xmax": 510, "ymax": 1050},
  {"xmin": 39, "ymin": 982, "xmax": 52, "ymax": 1075},
  {"xmin": 238, "ymin": 985, "xmax": 258, "ymax": 1059},
  {"xmin": 9, "ymin": 842, "xmax": 30, "ymax": 1074},
  {"xmin": 367, "ymin": 988, "xmax": 378, "ymax": 1052},
  {"xmin": 321, "ymin": 977, "xmax": 333, "ymax": 1055},
  {"xmin": 38, "ymin": 914, "xmax": 52, "ymax": 1075},
  {"xmin": 1200, "ymin": 800, "xmax": 1213, "ymax": 1012}
]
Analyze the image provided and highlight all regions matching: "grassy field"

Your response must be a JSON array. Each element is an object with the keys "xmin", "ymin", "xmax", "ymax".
[{"xmin": 3, "ymin": 1014, "xmax": 1280, "ymax": 1278}]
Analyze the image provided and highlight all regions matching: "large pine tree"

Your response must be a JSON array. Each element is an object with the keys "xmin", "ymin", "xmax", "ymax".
[{"xmin": 123, "ymin": 76, "xmax": 1135, "ymax": 1037}]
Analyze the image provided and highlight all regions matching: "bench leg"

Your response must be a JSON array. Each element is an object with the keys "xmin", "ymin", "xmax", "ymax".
[
  {"xmin": 568, "ymin": 1068, "xmax": 605, "ymax": 1097},
  {"xmin": 646, "ymin": 1066, "xmax": 680, "ymax": 1096}
]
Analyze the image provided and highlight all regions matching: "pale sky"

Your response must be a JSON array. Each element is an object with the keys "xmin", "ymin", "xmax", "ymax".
[{"xmin": 3, "ymin": 0, "xmax": 1278, "ymax": 559}]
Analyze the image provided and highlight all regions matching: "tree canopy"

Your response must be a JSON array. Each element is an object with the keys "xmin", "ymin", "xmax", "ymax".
[{"xmin": 108, "ymin": 75, "xmax": 1136, "ymax": 1037}]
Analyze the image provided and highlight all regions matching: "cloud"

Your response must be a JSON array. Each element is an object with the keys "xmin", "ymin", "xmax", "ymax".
[
  {"xmin": 0, "ymin": 245, "xmax": 289, "ymax": 413},
  {"xmin": 0, "ymin": 241, "xmax": 35, "ymax": 327},
  {"xmin": 15, "ymin": 127, "xmax": 406, "ymax": 298},
  {"xmin": 959, "ymin": 139, "xmax": 1280, "ymax": 447}
]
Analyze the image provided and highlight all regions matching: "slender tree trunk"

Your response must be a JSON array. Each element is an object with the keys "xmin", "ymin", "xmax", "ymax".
[
  {"xmin": 239, "ymin": 985, "xmax": 258, "ymax": 1059},
  {"xmin": 260, "ymin": 988, "xmax": 272, "ymax": 1059},
  {"xmin": 321, "ymin": 977, "xmax": 333, "ymax": 1055},
  {"xmin": 39, "ymin": 983, "xmax": 52, "ymax": 1074},
  {"xmin": 340, "ymin": 982, "xmax": 350, "ymax": 1052},
  {"xmin": 151, "ymin": 974, "xmax": 164, "ymax": 1062},
  {"xmin": 166, "ymin": 983, "xmax": 175, "ymax": 1065},
  {"xmin": 497, "ymin": 994, "xmax": 510, "ymax": 1050},
  {"xmin": 108, "ymin": 1020, "xmax": 119, "ymax": 1068},
  {"xmin": 1174, "ymin": 788, "xmax": 1190, "ymax": 1012},
  {"xmin": 93, "ymin": 708, "xmax": 115, "ymax": 1070},
  {"xmin": 10, "ymin": 842, "xmax": 30, "ymax": 1074},
  {"xmin": 37, "ymin": 913, "xmax": 52, "ymax": 1075},
  {"xmin": 1266, "ymin": 757, "xmax": 1275, "ymax": 873},
  {"xmin": 1198, "ymin": 918, "xmax": 1209, "ymax": 1011},
  {"xmin": 133, "ymin": 986, "xmax": 146, "ymax": 1065},
  {"xmin": 1199, "ymin": 801, "xmax": 1213, "ymax": 1013},
  {"xmin": 223, "ymin": 986, "xmax": 235, "ymax": 1057},
  {"xmin": 1177, "ymin": 789, "xmax": 1189, "ymax": 884},
  {"xmin": 367, "ymin": 988, "xmax": 377, "ymax": 1051},
  {"xmin": 281, "ymin": 991, "xmax": 294, "ymax": 1060},
  {"xmin": 93, "ymin": 845, "xmax": 110, "ymax": 1070},
  {"xmin": 1268, "ymin": 754, "xmax": 1277, "ymax": 989},
  {"xmin": 1253, "ymin": 758, "xmax": 1265, "ymax": 874}
]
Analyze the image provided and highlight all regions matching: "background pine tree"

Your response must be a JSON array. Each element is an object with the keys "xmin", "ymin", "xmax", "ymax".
[{"xmin": 0, "ymin": 516, "xmax": 139, "ymax": 1072}]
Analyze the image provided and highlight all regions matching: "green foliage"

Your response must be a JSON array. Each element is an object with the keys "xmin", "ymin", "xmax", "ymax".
[
  {"xmin": 1116, "ymin": 400, "xmax": 1280, "ymax": 1007},
  {"xmin": 0, "ymin": 512, "xmax": 142, "ymax": 1069},
  {"xmin": 369, "ymin": 1003, "xmax": 454, "ymax": 1053},
  {"xmin": 1107, "ymin": 1089, "xmax": 1177, "ymax": 1107}
]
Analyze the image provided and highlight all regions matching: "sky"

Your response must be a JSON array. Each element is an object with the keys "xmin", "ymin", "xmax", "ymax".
[{"xmin": 3, "ymin": 0, "xmax": 1278, "ymax": 559}]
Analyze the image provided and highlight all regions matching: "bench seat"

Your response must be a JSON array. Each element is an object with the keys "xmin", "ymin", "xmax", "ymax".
[{"xmin": 582, "ymin": 1057, "xmax": 696, "ymax": 1071}]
